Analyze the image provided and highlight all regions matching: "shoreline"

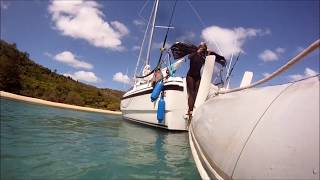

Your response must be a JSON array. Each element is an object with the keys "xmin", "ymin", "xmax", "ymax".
[{"xmin": 0, "ymin": 91, "xmax": 122, "ymax": 115}]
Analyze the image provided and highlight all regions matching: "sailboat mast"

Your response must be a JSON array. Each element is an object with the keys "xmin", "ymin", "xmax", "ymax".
[
  {"xmin": 145, "ymin": 0, "xmax": 159, "ymax": 66},
  {"xmin": 133, "ymin": 0, "xmax": 157, "ymax": 83}
]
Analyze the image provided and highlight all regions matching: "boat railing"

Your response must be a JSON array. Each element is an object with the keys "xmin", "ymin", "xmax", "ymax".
[{"xmin": 217, "ymin": 39, "xmax": 320, "ymax": 95}]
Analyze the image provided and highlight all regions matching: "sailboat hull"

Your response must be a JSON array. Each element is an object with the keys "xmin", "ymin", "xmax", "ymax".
[{"xmin": 121, "ymin": 77, "xmax": 188, "ymax": 131}]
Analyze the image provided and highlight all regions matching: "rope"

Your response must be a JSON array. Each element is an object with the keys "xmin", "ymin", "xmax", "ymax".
[
  {"xmin": 187, "ymin": 0, "xmax": 223, "ymax": 56},
  {"xmin": 138, "ymin": 0, "xmax": 149, "ymax": 23},
  {"xmin": 158, "ymin": 0, "xmax": 177, "ymax": 61},
  {"xmin": 218, "ymin": 39, "xmax": 320, "ymax": 94},
  {"xmin": 187, "ymin": 0, "xmax": 206, "ymax": 29}
]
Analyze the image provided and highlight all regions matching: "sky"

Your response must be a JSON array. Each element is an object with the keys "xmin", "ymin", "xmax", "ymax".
[{"xmin": 1, "ymin": 0, "xmax": 319, "ymax": 90}]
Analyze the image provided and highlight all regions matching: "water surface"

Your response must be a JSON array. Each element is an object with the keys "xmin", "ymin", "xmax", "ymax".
[{"xmin": 0, "ymin": 98, "xmax": 200, "ymax": 179}]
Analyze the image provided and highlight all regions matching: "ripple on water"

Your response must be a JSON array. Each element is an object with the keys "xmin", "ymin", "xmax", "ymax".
[{"xmin": 1, "ymin": 98, "xmax": 200, "ymax": 179}]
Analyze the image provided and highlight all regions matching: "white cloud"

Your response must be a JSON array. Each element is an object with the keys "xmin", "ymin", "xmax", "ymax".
[
  {"xmin": 113, "ymin": 72, "xmax": 130, "ymax": 84},
  {"xmin": 48, "ymin": 0, "xmax": 129, "ymax": 51},
  {"xmin": 296, "ymin": 46, "xmax": 304, "ymax": 53},
  {"xmin": 259, "ymin": 48, "xmax": 285, "ymax": 62},
  {"xmin": 0, "ymin": 1, "xmax": 10, "ymax": 10},
  {"xmin": 133, "ymin": 19, "xmax": 145, "ymax": 27},
  {"xmin": 44, "ymin": 52, "xmax": 53, "ymax": 58},
  {"xmin": 264, "ymin": 28, "xmax": 271, "ymax": 35},
  {"xmin": 288, "ymin": 67, "xmax": 318, "ymax": 81},
  {"xmin": 132, "ymin": 45, "xmax": 140, "ymax": 51},
  {"xmin": 288, "ymin": 74, "xmax": 305, "ymax": 81},
  {"xmin": 276, "ymin": 47, "xmax": 285, "ymax": 53},
  {"xmin": 111, "ymin": 21, "xmax": 129, "ymax": 37},
  {"xmin": 262, "ymin": 72, "xmax": 270, "ymax": 78},
  {"xmin": 54, "ymin": 51, "xmax": 93, "ymax": 70},
  {"xmin": 305, "ymin": 67, "xmax": 318, "ymax": 77},
  {"xmin": 201, "ymin": 26, "xmax": 269, "ymax": 59},
  {"xmin": 259, "ymin": 49, "xmax": 278, "ymax": 62},
  {"xmin": 64, "ymin": 71, "xmax": 99, "ymax": 83}
]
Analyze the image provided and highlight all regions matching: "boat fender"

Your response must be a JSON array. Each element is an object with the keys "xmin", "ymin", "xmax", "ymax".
[
  {"xmin": 157, "ymin": 94, "xmax": 165, "ymax": 123},
  {"xmin": 151, "ymin": 80, "xmax": 164, "ymax": 102}
]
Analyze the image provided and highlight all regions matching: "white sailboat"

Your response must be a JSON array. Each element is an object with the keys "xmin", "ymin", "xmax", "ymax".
[
  {"xmin": 120, "ymin": 0, "xmax": 189, "ymax": 130},
  {"xmin": 120, "ymin": 75, "xmax": 188, "ymax": 130}
]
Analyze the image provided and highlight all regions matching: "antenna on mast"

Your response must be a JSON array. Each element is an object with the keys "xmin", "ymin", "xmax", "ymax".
[{"xmin": 225, "ymin": 52, "xmax": 241, "ymax": 89}]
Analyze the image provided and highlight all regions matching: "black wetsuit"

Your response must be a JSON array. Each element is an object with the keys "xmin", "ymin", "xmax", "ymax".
[
  {"xmin": 186, "ymin": 51, "xmax": 206, "ymax": 113},
  {"xmin": 187, "ymin": 52, "xmax": 205, "ymax": 80}
]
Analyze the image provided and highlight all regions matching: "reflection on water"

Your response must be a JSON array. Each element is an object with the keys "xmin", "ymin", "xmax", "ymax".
[{"xmin": 0, "ymin": 98, "xmax": 200, "ymax": 179}]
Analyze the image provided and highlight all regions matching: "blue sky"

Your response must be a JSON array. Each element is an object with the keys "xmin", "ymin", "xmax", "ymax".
[{"xmin": 1, "ymin": 0, "xmax": 319, "ymax": 90}]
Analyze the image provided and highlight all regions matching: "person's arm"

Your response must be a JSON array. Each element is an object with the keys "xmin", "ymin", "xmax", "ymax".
[
  {"xmin": 207, "ymin": 50, "xmax": 226, "ymax": 67},
  {"xmin": 207, "ymin": 51, "xmax": 224, "ymax": 59}
]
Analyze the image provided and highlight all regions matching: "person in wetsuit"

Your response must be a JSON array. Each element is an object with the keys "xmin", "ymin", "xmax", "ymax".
[
  {"xmin": 186, "ymin": 42, "xmax": 207, "ymax": 118},
  {"xmin": 186, "ymin": 42, "xmax": 226, "ymax": 119}
]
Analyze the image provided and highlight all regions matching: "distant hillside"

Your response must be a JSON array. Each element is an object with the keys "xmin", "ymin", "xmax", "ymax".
[{"xmin": 0, "ymin": 40, "xmax": 124, "ymax": 111}]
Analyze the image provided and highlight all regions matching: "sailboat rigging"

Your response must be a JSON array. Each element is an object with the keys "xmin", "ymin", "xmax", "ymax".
[{"xmin": 135, "ymin": 0, "xmax": 177, "ymax": 79}]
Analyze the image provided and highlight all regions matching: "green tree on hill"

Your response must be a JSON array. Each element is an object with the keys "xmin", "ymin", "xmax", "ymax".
[{"xmin": 0, "ymin": 39, "xmax": 124, "ymax": 111}]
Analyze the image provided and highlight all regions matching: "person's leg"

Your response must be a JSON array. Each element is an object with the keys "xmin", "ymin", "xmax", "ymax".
[
  {"xmin": 194, "ymin": 78, "xmax": 201, "ymax": 101},
  {"xmin": 186, "ymin": 76, "xmax": 196, "ymax": 114}
]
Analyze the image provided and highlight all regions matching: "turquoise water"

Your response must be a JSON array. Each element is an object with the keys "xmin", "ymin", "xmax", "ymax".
[{"xmin": 0, "ymin": 98, "xmax": 200, "ymax": 179}]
